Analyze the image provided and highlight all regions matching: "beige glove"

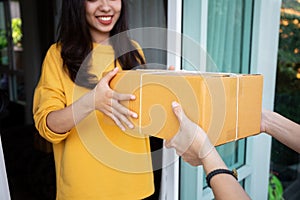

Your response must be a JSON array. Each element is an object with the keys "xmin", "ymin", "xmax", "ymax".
[{"xmin": 165, "ymin": 102, "xmax": 214, "ymax": 165}]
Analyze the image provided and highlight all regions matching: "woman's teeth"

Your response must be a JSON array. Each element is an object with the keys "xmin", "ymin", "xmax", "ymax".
[{"xmin": 100, "ymin": 16, "xmax": 111, "ymax": 21}]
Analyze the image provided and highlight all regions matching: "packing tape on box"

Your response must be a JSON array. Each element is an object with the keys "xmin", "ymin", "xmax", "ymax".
[
  {"xmin": 205, "ymin": 72, "xmax": 242, "ymax": 142},
  {"xmin": 212, "ymin": 72, "xmax": 242, "ymax": 142},
  {"xmin": 229, "ymin": 73, "xmax": 240, "ymax": 142}
]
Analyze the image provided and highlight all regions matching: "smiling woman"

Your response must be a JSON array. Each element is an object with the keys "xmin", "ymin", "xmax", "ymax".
[{"xmin": 32, "ymin": 0, "xmax": 153, "ymax": 199}]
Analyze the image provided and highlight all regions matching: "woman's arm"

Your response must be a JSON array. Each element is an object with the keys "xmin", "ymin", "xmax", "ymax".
[
  {"xmin": 46, "ymin": 89, "xmax": 94, "ymax": 133},
  {"xmin": 261, "ymin": 110, "xmax": 300, "ymax": 153},
  {"xmin": 46, "ymin": 67, "xmax": 137, "ymax": 133}
]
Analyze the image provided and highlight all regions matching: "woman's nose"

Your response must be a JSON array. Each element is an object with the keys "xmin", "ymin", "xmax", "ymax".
[{"xmin": 99, "ymin": 0, "xmax": 111, "ymax": 12}]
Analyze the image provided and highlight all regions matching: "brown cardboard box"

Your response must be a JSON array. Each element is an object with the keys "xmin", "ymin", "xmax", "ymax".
[{"xmin": 108, "ymin": 70, "xmax": 263, "ymax": 146}]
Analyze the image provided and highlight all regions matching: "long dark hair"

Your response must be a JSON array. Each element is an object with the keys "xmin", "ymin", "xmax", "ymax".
[{"xmin": 57, "ymin": 0, "xmax": 145, "ymax": 89}]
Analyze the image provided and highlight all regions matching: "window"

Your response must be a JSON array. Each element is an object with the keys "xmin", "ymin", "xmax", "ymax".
[
  {"xmin": 203, "ymin": 0, "xmax": 254, "ymax": 189},
  {"xmin": 0, "ymin": 0, "xmax": 24, "ymax": 104},
  {"xmin": 180, "ymin": 0, "xmax": 270, "ymax": 199}
]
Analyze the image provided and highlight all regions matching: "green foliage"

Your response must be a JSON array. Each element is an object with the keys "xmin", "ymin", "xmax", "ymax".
[
  {"xmin": 11, "ymin": 18, "xmax": 22, "ymax": 47},
  {"xmin": 275, "ymin": 8, "xmax": 300, "ymax": 123},
  {"xmin": 276, "ymin": 13, "xmax": 300, "ymax": 94},
  {"xmin": 0, "ymin": 30, "xmax": 7, "ymax": 49},
  {"xmin": 268, "ymin": 173, "xmax": 284, "ymax": 200},
  {"xmin": 0, "ymin": 18, "xmax": 22, "ymax": 49}
]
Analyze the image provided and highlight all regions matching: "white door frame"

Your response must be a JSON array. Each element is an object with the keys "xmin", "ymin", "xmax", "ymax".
[
  {"xmin": 159, "ymin": 1, "xmax": 182, "ymax": 200},
  {"xmin": 245, "ymin": 0, "xmax": 282, "ymax": 199}
]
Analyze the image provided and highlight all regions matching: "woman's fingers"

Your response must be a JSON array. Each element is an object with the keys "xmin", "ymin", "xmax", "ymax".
[
  {"xmin": 112, "ymin": 107, "xmax": 135, "ymax": 129},
  {"xmin": 112, "ymin": 91, "xmax": 136, "ymax": 101},
  {"xmin": 102, "ymin": 105, "xmax": 134, "ymax": 131},
  {"xmin": 95, "ymin": 68, "xmax": 139, "ymax": 131},
  {"xmin": 103, "ymin": 110, "xmax": 126, "ymax": 131},
  {"xmin": 111, "ymin": 93, "xmax": 138, "ymax": 118},
  {"xmin": 100, "ymin": 92, "xmax": 137, "ymax": 130}
]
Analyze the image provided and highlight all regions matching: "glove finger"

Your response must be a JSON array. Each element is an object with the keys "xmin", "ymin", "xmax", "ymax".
[{"xmin": 172, "ymin": 101, "xmax": 183, "ymax": 123}]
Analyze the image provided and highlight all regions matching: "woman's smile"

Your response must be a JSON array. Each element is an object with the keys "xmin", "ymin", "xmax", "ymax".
[
  {"xmin": 97, "ymin": 15, "xmax": 113, "ymax": 25},
  {"xmin": 85, "ymin": 0, "xmax": 121, "ymax": 43}
]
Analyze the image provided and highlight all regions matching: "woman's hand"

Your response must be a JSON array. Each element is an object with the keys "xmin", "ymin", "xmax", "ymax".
[
  {"xmin": 165, "ymin": 101, "xmax": 214, "ymax": 166},
  {"xmin": 93, "ymin": 67, "xmax": 138, "ymax": 131}
]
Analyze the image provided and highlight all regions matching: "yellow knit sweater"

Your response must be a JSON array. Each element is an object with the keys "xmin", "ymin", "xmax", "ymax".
[{"xmin": 33, "ymin": 43, "xmax": 154, "ymax": 200}]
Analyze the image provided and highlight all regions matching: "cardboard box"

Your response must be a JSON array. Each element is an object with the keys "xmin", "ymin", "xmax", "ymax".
[{"xmin": 108, "ymin": 70, "xmax": 263, "ymax": 146}]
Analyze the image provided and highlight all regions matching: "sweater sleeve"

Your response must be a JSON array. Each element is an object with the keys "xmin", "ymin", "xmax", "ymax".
[{"xmin": 33, "ymin": 44, "xmax": 71, "ymax": 144}]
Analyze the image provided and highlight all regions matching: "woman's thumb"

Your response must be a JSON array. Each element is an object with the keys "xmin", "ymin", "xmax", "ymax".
[{"xmin": 103, "ymin": 67, "xmax": 119, "ymax": 83}]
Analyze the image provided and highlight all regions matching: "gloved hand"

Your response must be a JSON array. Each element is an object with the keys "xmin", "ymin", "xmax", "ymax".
[{"xmin": 165, "ymin": 101, "xmax": 214, "ymax": 166}]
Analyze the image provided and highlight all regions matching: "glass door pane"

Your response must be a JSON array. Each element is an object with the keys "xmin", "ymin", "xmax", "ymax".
[
  {"xmin": 207, "ymin": 0, "xmax": 253, "ymax": 73},
  {"xmin": 181, "ymin": 0, "xmax": 254, "ymax": 199}
]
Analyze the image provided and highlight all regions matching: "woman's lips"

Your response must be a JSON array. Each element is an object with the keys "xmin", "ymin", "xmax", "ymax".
[{"xmin": 97, "ymin": 16, "xmax": 113, "ymax": 25}]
